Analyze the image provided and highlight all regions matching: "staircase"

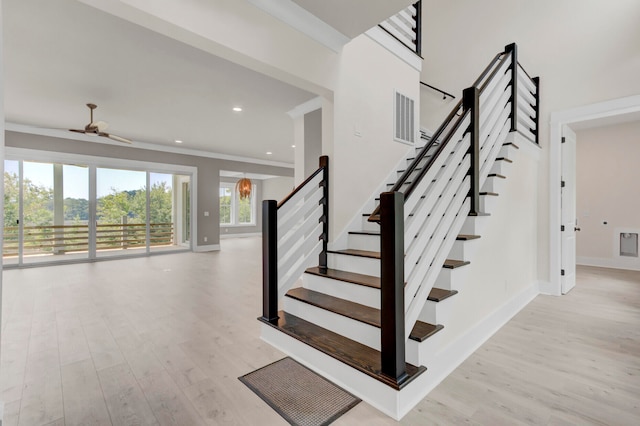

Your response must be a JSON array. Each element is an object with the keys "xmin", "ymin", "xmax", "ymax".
[{"xmin": 259, "ymin": 43, "xmax": 539, "ymax": 419}]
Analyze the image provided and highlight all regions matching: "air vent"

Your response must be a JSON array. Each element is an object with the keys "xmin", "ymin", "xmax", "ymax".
[{"xmin": 394, "ymin": 90, "xmax": 415, "ymax": 145}]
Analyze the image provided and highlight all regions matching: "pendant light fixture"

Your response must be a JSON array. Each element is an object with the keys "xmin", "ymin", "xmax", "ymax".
[{"xmin": 236, "ymin": 175, "xmax": 252, "ymax": 200}]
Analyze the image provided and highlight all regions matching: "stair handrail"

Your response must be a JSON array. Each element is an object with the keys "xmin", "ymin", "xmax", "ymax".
[
  {"xmin": 261, "ymin": 156, "xmax": 329, "ymax": 324},
  {"xmin": 377, "ymin": 43, "xmax": 539, "ymax": 383}
]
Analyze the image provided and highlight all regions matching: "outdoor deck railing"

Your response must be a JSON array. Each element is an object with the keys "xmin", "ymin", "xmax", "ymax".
[{"xmin": 3, "ymin": 222, "xmax": 174, "ymax": 257}]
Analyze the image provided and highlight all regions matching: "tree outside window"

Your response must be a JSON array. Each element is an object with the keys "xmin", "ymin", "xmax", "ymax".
[{"xmin": 219, "ymin": 182, "xmax": 255, "ymax": 225}]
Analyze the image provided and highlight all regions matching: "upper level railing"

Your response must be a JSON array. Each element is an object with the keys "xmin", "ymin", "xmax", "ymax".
[
  {"xmin": 373, "ymin": 43, "xmax": 539, "ymax": 383},
  {"xmin": 261, "ymin": 156, "xmax": 329, "ymax": 324},
  {"xmin": 379, "ymin": 1, "xmax": 422, "ymax": 56}
]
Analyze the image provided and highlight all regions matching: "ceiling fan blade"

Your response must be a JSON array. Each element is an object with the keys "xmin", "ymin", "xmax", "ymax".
[{"xmin": 101, "ymin": 132, "xmax": 132, "ymax": 144}]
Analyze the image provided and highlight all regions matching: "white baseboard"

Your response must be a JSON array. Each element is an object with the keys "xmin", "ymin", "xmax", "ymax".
[
  {"xmin": 538, "ymin": 279, "xmax": 560, "ymax": 296},
  {"xmin": 398, "ymin": 281, "xmax": 540, "ymax": 418},
  {"xmin": 577, "ymin": 256, "xmax": 640, "ymax": 271},
  {"xmin": 220, "ymin": 232, "xmax": 261, "ymax": 239},
  {"xmin": 194, "ymin": 244, "xmax": 220, "ymax": 252}
]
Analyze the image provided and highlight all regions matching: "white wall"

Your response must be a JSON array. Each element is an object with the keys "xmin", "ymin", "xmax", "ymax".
[
  {"xmin": 263, "ymin": 176, "xmax": 295, "ymax": 202},
  {"xmin": 420, "ymin": 0, "xmax": 640, "ymax": 284},
  {"xmin": 442, "ymin": 140, "xmax": 540, "ymax": 347},
  {"xmin": 575, "ymin": 120, "xmax": 640, "ymax": 270},
  {"xmin": 331, "ymin": 34, "xmax": 419, "ymax": 241}
]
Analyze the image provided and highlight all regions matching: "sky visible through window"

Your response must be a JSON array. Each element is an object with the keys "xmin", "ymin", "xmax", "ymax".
[{"xmin": 5, "ymin": 161, "xmax": 171, "ymax": 199}]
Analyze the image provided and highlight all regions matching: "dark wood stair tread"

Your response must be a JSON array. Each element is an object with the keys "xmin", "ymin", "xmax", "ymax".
[
  {"xmin": 496, "ymin": 157, "xmax": 513, "ymax": 163},
  {"xmin": 456, "ymin": 234, "xmax": 480, "ymax": 241},
  {"xmin": 286, "ymin": 287, "xmax": 443, "ymax": 343},
  {"xmin": 480, "ymin": 191, "xmax": 499, "ymax": 196},
  {"xmin": 305, "ymin": 267, "xmax": 379, "ymax": 289},
  {"xmin": 443, "ymin": 259, "xmax": 470, "ymax": 269},
  {"xmin": 328, "ymin": 249, "xmax": 380, "ymax": 259},
  {"xmin": 503, "ymin": 141, "xmax": 520, "ymax": 149},
  {"xmin": 428, "ymin": 288, "xmax": 458, "ymax": 302},
  {"xmin": 487, "ymin": 173, "xmax": 506, "ymax": 179},
  {"xmin": 411, "ymin": 322, "xmax": 445, "ymax": 342},
  {"xmin": 349, "ymin": 231, "xmax": 380, "ymax": 236},
  {"xmin": 260, "ymin": 311, "xmax": 426, "ymax": 390},
  {"xmin": 468, "ymin": 211, "xmax": 490, "ymax": 217}
]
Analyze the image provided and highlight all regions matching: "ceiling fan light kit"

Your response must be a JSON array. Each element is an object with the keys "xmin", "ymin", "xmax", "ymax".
[{"xmin": 69, "ymin": 103, "xmax": 132, "ymax": 144}]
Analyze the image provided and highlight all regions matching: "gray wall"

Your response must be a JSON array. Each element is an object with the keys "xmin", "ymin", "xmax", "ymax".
[
  {"xmin": 5, "ymin": 131, "xmax": 293, "ymax": 248},
  {"xmin": 304, "ymin": 109, "xmax": 322, "ymax": 177}
]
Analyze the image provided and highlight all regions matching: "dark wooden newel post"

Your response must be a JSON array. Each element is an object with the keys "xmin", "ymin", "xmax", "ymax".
[
  {"xmin": 463, "ymin": 86, "xmax": 480, "ymax": 216},
  {"xmin": 505, "ymin": 43, "xmax": 518, "ymax": 132},
  {"xmin": 261, "ymin": 200, "xmax": 278, "ymax": 324},
  {"xmin": 380, "ymin": 191, "xmax": 408, "ymax": 383},
  {"xmin": 319, "ymin": 156, "xmax": 329, "ymax": 272}
]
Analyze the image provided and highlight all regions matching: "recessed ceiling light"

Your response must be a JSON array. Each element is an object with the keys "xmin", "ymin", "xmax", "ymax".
[
  {"xmin": 266, "ymin": 151, "xmax": 272, "ymax": 155},
  {"xmin": 175, "ymin": 140, "xmax": 183, "ymax": 144},
  {"xmin": 233, "ymin": 107, "xmax": 243, "ymax": 112},
  {"xmin": 291, "ymin": 145, "xmax": 296, "ymax": 148}
]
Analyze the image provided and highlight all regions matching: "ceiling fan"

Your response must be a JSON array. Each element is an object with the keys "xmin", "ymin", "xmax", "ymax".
[{"xmin": 69, "ymin": 103, "xmax": 132, "ymax": 144}]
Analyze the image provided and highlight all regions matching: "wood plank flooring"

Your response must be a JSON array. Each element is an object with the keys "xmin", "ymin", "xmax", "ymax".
[{"xmin": 2, "ymin": 237, "xmax": 639, "ymax": 425}]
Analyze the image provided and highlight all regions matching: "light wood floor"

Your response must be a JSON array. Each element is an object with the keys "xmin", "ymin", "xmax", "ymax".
[{"xmin": 1, "ymin": 237, "xmax": 639, "ymax": 425}]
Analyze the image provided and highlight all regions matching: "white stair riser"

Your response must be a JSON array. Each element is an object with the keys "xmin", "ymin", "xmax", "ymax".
[
  {"xmin": 283, "ymin": 296, "xmax": 381, "ymax": 350},
  {"xmin": 408, "ymin": 330, "xmax": 445, "ymax": 367},
  {"xmin": 418, "ymin": 296, "xmax": 456, "ymax": 326},
  {"xmin": 499, "ymin": 144, "xmax": 519, "ymax": 159},
  {"xmin": 481, "ymin": 176, "xmax": 506, "ymax": 193},
  {"xmin": 434, "ymin": 266, "xmax": 471, "ymax": 292},
  {"xmin": 490, "ymin": 159, "xmax": 513, "ymax": 176},
  {"xmin": 449, "ymin": 239, "xmax": 481, "ymax": 263},
  {"xmin": 348, "ymin": 234, "xmax": 380, "ymax": 251},
  {"xmin": 460, "ymin": 215, "xmax": 491, "ymax": 235},
  {"xmin": 361, "ymin": 217, "xmax": 381, "ymax": 232},
  {"xmin": 328, "ymin": 253, "xmax": 380, "ymax": 277},
  {"xmin": 302, "ymin": 273, "xmax": 380, "ymax": 309},
  {"xmin": 480, "ymin": 194, "xmax": 499, "ymax": 213}
]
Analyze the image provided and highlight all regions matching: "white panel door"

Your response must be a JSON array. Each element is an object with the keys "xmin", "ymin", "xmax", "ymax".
[{"xmin": 561, "ymin": 125, "xmax": 577, "ymax": 294}]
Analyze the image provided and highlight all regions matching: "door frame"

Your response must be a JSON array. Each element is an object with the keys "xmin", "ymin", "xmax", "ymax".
[{"xmin": 547, "ymin": 94, "xmax": 640, "ymax": 296}]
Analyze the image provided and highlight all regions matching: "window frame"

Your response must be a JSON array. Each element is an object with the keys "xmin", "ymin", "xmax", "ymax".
[{"xmin": 219, "ymin": 181, "xmax": 256, "ymax": 226}]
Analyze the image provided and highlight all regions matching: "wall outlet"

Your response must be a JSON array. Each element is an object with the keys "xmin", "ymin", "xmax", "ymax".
[{"xmin": 204, "ymin": 237, "xmax": 208, "ymax": 242}]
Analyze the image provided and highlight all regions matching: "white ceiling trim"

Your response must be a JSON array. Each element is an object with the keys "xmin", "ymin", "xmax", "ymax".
[
  {"xmin": 6, "ymin": 122, "xmax": 294, "ymax": 169},
  {"xmin": 286, "ymin": 96, "xmax": 323, "ymax": 119},
  {"xmin": 247, "ymin": 0, "xmax": 349, "ymax": 53}
]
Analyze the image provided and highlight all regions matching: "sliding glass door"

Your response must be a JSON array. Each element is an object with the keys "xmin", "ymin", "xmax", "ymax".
[
  {"xmin": 96, "ymin": 168, "xmax": 147, "ymax": 258},
  {"xmin": 3, "ymin": 160, "xmax": 20, "ymax": 266},
  {"xmin": 3, "ymin": 158, "xmax": 192, "ymax": 267}
]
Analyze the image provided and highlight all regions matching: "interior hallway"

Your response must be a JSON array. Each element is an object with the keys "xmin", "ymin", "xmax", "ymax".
[{"xmin": 1, "ymin": 237, "xmax": 638, "ymax": 425}]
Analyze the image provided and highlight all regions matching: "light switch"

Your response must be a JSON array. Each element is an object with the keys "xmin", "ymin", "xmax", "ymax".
[{"xmin": 204, "ymin": 211, "xmax": 209, "ymax": 217}]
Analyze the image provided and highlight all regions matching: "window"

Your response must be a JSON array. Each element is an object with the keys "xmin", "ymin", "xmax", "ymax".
[
  {"xmin": 219, "ymin": 186, "xmax": 232, "ymax": 225},
  {"xmin": 219, "ymin": 182, "xmax": 256, "ymax": 225}
]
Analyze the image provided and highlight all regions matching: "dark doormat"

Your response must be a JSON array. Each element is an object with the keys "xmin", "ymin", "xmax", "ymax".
[{"xmin": 239, "ymin": 357, "xmax": 361, "ymax": 426}]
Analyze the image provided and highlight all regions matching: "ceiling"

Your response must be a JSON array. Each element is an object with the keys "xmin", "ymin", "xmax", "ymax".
[
  {"xmin": 290, "ymin": 0, "xmax": 416, "ymax": 38},
  {"xmin": 3, "ymin": 0, "xmax": 318, "ymax": 165}
]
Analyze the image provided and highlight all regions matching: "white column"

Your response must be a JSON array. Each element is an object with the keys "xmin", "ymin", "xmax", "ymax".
[{"xmin": 287, "ymin": 97, "xmax": 323, "ymax": 185}]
